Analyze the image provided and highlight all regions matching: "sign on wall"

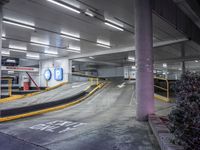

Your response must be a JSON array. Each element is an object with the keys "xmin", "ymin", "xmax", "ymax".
[
  {"xmin": 54, "ymin": 68, "xmax": 63, "ymax": 81},
  {"xmin": 44, "ymin": 69, "xmax": 52, "ymax": 81}
]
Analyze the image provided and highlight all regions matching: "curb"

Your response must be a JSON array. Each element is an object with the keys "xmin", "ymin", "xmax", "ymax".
[{"xmin": 148, "ymin": 114, "xmax": 184, "ymax": 150}]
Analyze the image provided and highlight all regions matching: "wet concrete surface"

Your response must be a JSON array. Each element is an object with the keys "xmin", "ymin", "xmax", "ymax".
[{"xmin": 0, "ymin": 81, "xmax": 160, "ymax": 150}]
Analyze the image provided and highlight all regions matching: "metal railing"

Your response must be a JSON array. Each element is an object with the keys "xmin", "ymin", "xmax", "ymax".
[
  {"xmin": 1, "ymin": 78, "xmax": 12, "ymax": 97},
  {"xmin": 154, "ymin": 77, "xmax": 176, "ymax": 102}
]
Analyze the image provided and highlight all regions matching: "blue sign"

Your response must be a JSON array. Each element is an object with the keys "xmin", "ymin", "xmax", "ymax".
[
  {"xmin": 44, "ymin": 69, "xmax": 51, "ymax": 81},
  {"xmin": 54, "ymin": 68, "xmax": 63, "ymax": 81}
]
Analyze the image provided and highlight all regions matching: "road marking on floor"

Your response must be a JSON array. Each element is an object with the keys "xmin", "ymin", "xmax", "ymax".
[
  {"xmin": 72, "ymin": 83, "xmax": 87, "ymax": 88},
  {"xmin": 29, "ymin": 120, "xmax": 86, "ymax": 134},
  {"xmin": 117, "ymin": 82, "xmax": 125, "ymax": 88},
  {"xmin": 129, "ymin": 85, "xmax": 136, "ymax": 105}
]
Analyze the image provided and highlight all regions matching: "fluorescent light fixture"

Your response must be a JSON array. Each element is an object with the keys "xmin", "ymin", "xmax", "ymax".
[
  {"xmin": 8, "ymin": 70, "xmax": 15, "ymax": 74},
  {"xmin": 68, "ymin": 45, "xmax": 80, "ymax": 51},
  {"xmin": 105, "ymin": 18, "xmax": 123, "ymax": 27},
  {"xmin": 85, "ymin": 9, "xmax": 94, "ymax": 17},
  {"xmin": 132, "ymin": 66, "xmax": 136, "ymax": 69},
  {"xmin": 89, "ymin": 56, "xmax": 95, "ymax": 59},
  {"xmin": 67, "ymin": 49, "xmax": 81, "ymax": 53},
  {"xmin": 27, "ymin": 52, "xmax": 40, "ymax": 59},
  {"xmin": 61, "ymin": 34, "xmax": 80, "ymax": 41},
  {"xmin": 104, "ymin": 22, "xmax": 124, "ymax": 31},
  {"xmin": 44, "ymin": 50, "xmax": 58, "ymax": 55},
  {"xmin": 6, "ymin": 59, "xmax": 16, "ymax": 63},
  {"xmin": 10, "ymin": 49, "xmax": 26, "ymax": 53},
  {"xmin": 128, "ymin": 56, "xmax": 135, "ymax": 62},
  {"xmin": 3, "ymin": 20, "xmax": 35, "ymax": 30},
  {"xmin": 61, "ymin": 31, "xmax": 80, "ymax": 41},
  {"xmin": 163, "ymin": 63, "xmax": 167, "ymax": 68},
  {"xmin": 2, "ymin": 50, "xmax": 10, "ymax": 56},
  {"xmin": 96, "ymin": 39, "xmax": 111, "ymax": 48},
  {"xmin": 96, "ymin": 43, "xmax": 110, "ymax": 48},
  {"xmin": 2, "ymin": 32, "xmax": 6, "ymax": 37},
  {"xmin": 9, "ymin": 44, "xmax": 27, "ymax": 50},
  {"xmin": 47, "ymin": 0, "xmax": 80, "ymax": 14},
  {"xmin": 31, "ymin": 43, "xmax": 49, "ymax": 48}
]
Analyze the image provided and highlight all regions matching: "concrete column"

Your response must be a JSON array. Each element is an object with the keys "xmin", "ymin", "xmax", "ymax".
[
  {"xmin": 0, "ymin": 5, "xmax": 3, "ymax": 98},
  {"xmin": 181, "ymin": 44, "xmax": 185, "ymax": 74},
  {"xmin": 135, "ymin": 0, "xmax": 154, "ymax": 121}
]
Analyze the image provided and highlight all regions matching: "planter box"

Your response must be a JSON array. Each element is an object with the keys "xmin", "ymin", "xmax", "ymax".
[{"xmin": 148, "ymin": 114, "xmax": 184, "ymax": 150}]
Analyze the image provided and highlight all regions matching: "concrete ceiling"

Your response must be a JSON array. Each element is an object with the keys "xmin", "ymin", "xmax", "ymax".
[{"xmin": 1, "ymin": 0, "xmax": 200, "ymax": 72}]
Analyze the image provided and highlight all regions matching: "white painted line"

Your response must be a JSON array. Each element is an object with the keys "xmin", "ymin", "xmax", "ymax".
[
  {"xmin": 72, "ymin": 83, "xmax": 87, "ymax": 88},
  {"xmin": 117, "ymin": 82, "xmax": 125, "ymax": 88},
  {"xmin": 129, "ymin": 85, "xmax": 136, "ymax": 105}
]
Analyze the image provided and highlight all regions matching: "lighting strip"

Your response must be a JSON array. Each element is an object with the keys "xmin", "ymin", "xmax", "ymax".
[
  {"xmin": 44, "ymin": 50, "xmax": 58, "ymax": 55},
  {"xmin": 61, "ymin": 31, "xmax": 80, "ymax": 41},
  {"xmin": 31, "ymin": 43, "xmax": 49, "ymax": 48},
  {"xmin": 128, "ymin": 56, "xmax": 135, "ymax": 62},
  {"xmin": 105, "ymin": 18, "xmax": 123, "ymax": 27},
  {"xmin": 9, "ymin": 45, "xmax": 27, "ymax": 51},
  {"xmin": 89, "ymin": 56, "xmax": 94, "ymax": 59},
  {"xmin": 47, "ymin": 0, "xmax": 81, "ymax": 14},
  {"xmin": 3, "ymin": 20, "xmax": 35, "ymax": 30},
  {"xmin": 2, "ymin": 50, "xmax": 10, "ymax": 56},
  {"xmin": 85, "ymin": 9, "xmax": 94, "ymax": 17},
  {"xmin": 61, "ymin": 34, "xmax": 80, "ymax": 41},
  {"xmin": 67, "ymin": 49, "xmax": 81, "ymax": 53},
  {"xmin": 26, "ymin": 53, "xmax": 40, "ymax": 59},
  {"xmin": 104, "ymin": 22, "xmax": 124, "ymax": 31},
  {"xmin": 96, "ymin": 43, "xmax": 111, "ymax": 48}
]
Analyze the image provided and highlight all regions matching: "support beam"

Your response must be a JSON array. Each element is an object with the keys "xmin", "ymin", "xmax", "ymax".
[
  {"xmin": 0, "ymin": 0, "xmax": 9, "ymax": 98},
  {"xmin": 69, "ymin": 38, "xmax": 188, "ymax": 60},
  {"xmin": 181, "ymin": 43, "xmax": 186, "ymax": 74},
  {"xmin": 0, "ymin": 5, "xmax": 3, "ymax": 98},
  {"xmin": 135, "ymin": 0, "xmax": 154, "ymax": 121},
  {"xmin": 156, "ymin": 55, "xmax": 200, "ymax": 63}
]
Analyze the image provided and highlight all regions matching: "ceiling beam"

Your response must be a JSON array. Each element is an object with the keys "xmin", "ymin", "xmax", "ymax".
[
  {"xmin": 156, "ymin": 55, "xmax": 200, "ymax": 63},
  {"xmin": 74, "ymin": 58, "xmax": 120, "ymax": 66},
  {"xmin": 69, "ymin": 38, "xmax": 188, "ymax": 59}
]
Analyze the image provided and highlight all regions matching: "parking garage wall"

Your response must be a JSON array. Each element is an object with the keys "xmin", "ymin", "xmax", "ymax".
[
  {"xmin": 39, "ymin": 58, "xmax": 70, "ymax": 87},
  {"xmin": 97, "ymin": 67, "xmax": 124, "ymax": 78}
]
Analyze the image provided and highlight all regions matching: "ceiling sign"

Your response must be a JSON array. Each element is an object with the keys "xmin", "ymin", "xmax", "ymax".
[{"xmin": 1, "ymin": 66, "xmax": 39, "ymax": 72}]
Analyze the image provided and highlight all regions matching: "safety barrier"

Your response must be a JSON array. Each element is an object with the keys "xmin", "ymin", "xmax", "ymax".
[
  {"xmin": 1, "ymin": 78, "xmax": 12, "ymax": 98},
  {"xmin": 154, "ymin": 77, "xmax": 176, "ymax": 102},
  {"xmin": 0, "ymin": 82, "xmax": 106, "ymax": 122},
  {"xmin": 0, "ymin": 82, "xmax": 67, "ymax": 104}
]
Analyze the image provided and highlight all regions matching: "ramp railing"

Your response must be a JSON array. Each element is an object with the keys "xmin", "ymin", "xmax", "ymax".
[{"xmin": 154, "ymin": 77, "xmax": 176, "ymax": 102}]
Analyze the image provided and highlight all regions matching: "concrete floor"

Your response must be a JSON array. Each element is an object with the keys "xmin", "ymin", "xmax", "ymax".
[
  {"xmin": 0, "ymin": 82, "xmax": 90, "ymax": 110},
  {"xmin": 0, "ymin": 81, "xmax": 162, "ymax": 150}
]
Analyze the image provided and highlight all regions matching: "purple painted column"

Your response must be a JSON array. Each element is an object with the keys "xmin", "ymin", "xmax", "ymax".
[{"xmin": 135, "ymin": 0, "xmax": 154, "ymax": 121}]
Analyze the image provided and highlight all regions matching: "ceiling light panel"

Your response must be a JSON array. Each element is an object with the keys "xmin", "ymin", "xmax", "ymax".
[
  {"xmin": 61, "ymin": 31, "xmax": 80, "ymax": 41},
  {"xmin": 96, "ymin": 39, "xmax": 111, "ymax": 48},
  {"xmin": 9, "ymin": 44, "xmax": 27, "ymax": 51},
  {"xmin": 47, "ymin": 0, "xmax": 81, "ymax": 14},
  {"xmin": 3, "ymin": 17, "xmax": 35, "ymax": 30},
  {"xmin": 26, "ymin": 52, "xmax": 40, "ymax": 59},
  {"xmin": 45, "ymin": 50, "xmax": 58, "ymax": 55},
  {"xmin": 85, "ymin": 9, "xmax": 94, "ymax": 17},
  {"xmin": 105, "ymin": 18, "xmax": 124, "ymax": 27},
  {"xmin": 2, "ymin": 50, "xmax": 10, "ymax": 56},
  {"xmin": 128, "ymin": 56, "xmax": 135, "ymax": 62},
  {"xmin": 104, "ymin": 22, "xmax": 124, "ymax": 31}
]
